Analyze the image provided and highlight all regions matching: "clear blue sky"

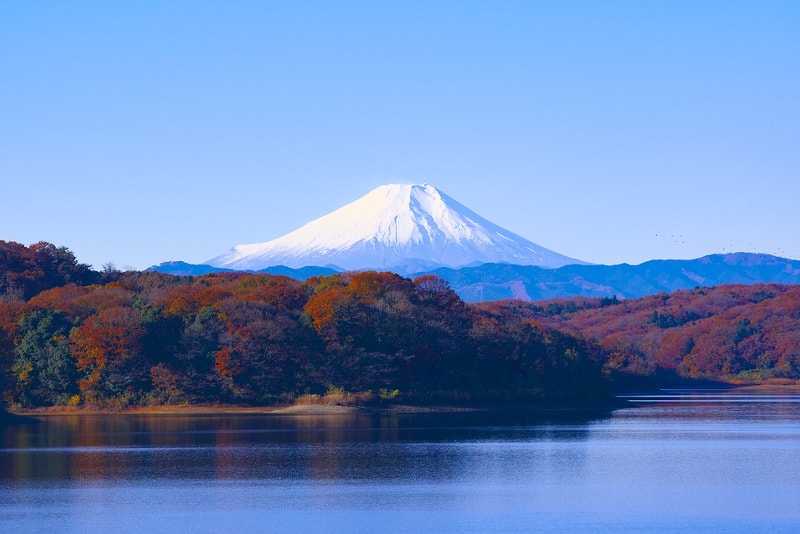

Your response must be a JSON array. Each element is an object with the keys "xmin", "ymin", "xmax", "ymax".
[{"xmin": 2, "ymin": 1, "xmax": 798, "ymax": 270}]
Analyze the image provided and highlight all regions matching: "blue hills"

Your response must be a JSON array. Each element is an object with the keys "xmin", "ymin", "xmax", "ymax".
[{"xmin": 150, "ymin": 253, "xmax": 800, "ymax": 303}]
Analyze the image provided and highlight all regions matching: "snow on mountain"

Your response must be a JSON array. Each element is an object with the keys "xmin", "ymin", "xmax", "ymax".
[{"xmin": 206, "ymin": 183, "xmax": 585, "ymax": 272}]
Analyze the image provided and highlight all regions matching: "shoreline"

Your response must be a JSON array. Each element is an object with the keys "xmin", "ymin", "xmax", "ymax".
[
  {"xmin": 7, "ymin": 400, "xmax": 623, "ymax": 418},
  {"xmin": 7, "ymin": 403, "xmax": 466, "ymax": 417},
  {"xmin": 7, "ymin": 383, "xmax": 797, "ymax": 418}
]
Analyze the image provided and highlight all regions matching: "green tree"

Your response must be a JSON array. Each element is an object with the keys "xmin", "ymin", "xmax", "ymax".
[{"xmin": 12, "ymin": 310, "xmax": 78, "ymax": 405}]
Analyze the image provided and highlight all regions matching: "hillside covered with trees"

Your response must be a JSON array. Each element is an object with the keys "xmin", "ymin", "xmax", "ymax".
[
  {"xmin": 483, "ymin": 284, "xmax": 800, "ymax": 387},
  {"xmin": 1, "ymin": 241, "xmax": 607, "ymax": 409},
  {"xmin": 2, "ymin": 241, "xmax": 798, "ymax": 411}
]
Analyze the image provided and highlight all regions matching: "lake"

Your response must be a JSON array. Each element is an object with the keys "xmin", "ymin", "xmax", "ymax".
[{"xmin": 2, "ymin": 390, "xmax": 799, "ymax": 533}]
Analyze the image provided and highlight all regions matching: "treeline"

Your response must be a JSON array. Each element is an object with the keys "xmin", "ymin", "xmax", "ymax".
[
  {"xmin": 1, "ymin": 240, "xmax": 97, "ymax": 301},
  {"xmin": 0, "ymin": 241, "xmax": 607, "ymax": 408},
  {"xmin": 5, "ymin": 240, "xmax": 796, "ymax": 409},
  {"xmin": 483, "ymin": 284, "xmax": 800, "ymax": 384}
]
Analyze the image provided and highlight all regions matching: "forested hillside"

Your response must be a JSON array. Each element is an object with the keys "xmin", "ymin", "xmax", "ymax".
[
  {"xmin": 484, "ymin": 284, "xmax": 800, "ymax": 385},
  {"xmin": 1, "ymin": 241, "xmax": 607, "ymax": 409},
  {"xmin": 3, "ymin": 240, "xmax": 798, "ymax": 411}
]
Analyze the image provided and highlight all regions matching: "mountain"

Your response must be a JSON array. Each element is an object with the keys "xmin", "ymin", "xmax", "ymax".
[
  {"xmin": 429, "ymin": 253, "xmax": 800, "ymax": 302},
  {"xmin": 147, "ymin": 261, "xmax": 236, "ymax": 276},
  {"xmin": 206, "ymin": 183, "xmax": 584, "ymax": 272},
  {"xmin": 150, "ymin": 253, "xmax": 800, "ymax": 302},
  {"xmin": 154, "ymin": 184, "xmax": 800, "ymax": 303},
  {"xmin": 148, "ymin": 261, "xmax": 339, "ymax": 278}
]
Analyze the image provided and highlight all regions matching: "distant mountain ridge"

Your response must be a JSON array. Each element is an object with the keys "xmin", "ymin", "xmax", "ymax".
[
  {"xmin": 150, "ymin": 253, "xmax": 800, "ymax": 303},
  {"xmin": 148, "ymin": 261, "xmax": 339, "ymax": 279},
  {"xmin": 206, "ymin": 183, "xmax": 584, "ymax": 272},
  {"xmin": 428, "ymin": 253, "xmax": 800, "ymax": 302}
]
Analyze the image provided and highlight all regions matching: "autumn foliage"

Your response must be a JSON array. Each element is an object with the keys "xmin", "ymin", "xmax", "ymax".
[
  {"xmin": 0, "ymin": 243, "xmax": 608, "ymax": 408},
  {"xmin": 2, "ymin": 240, "xmax": 797, "ymax": 410},
  {"xmin": 484, "ymin": 284, "xmax": 800, "ymax": 385}
]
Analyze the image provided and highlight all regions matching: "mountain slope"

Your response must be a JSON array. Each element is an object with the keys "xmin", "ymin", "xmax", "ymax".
[
  {"xmin": 206, "ymin": 184, "xmax": 584, "ymax": 271},
  {"xmin": 499, "ymin": 283, "xmax": 800, "ymax": 383}
]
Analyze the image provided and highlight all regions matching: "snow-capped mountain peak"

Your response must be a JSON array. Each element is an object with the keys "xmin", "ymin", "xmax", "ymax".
[{"xmin": 206, "ymin": 183, "xmax": 584, "ymax": 272}]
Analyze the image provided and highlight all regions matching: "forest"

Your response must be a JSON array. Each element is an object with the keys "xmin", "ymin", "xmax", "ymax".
[
  {"xmin": 2, "ymin": 240, "xmax": 798, "ymax": 410},
  {"xmin": 0, "ymin": 241, "xmax": 607, "ymax": 409},
  {"xmin": 484, "ymin": 284, "xmax": 800, "ymax": 387}
]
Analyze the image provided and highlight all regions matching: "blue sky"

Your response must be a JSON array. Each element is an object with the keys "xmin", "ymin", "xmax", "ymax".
[{"xmin": 1, "ymin": 1, "xmax": 798, "ymax": 270}]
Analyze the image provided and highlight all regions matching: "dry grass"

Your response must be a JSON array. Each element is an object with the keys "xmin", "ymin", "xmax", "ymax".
[{"xmin": 294, "ymin": 390, "xmax": 377, "ymax": 406}]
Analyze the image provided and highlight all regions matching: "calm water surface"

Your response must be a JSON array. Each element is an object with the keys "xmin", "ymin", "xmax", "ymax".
[{"xmin": 2, "ymin": 390, "xmax": 799, "ymax": 533}]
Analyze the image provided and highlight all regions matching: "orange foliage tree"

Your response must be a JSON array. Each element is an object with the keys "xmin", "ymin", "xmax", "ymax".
[{"xmin": 70, "ymin": 306, "xmax": 145, "ymax": 404}]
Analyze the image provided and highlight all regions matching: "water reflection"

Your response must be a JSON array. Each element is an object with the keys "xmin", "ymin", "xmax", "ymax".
[
  {"xmin": 2, "ymin": 398, "xmax": 799, "ymax": 532},
  {"xmin": 1, "ymin": 410, "xmax": 606, "ymax": 483},
  {"xmin": 618, "ymin": 389, "xmax": 800, "ymax": 423}
]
